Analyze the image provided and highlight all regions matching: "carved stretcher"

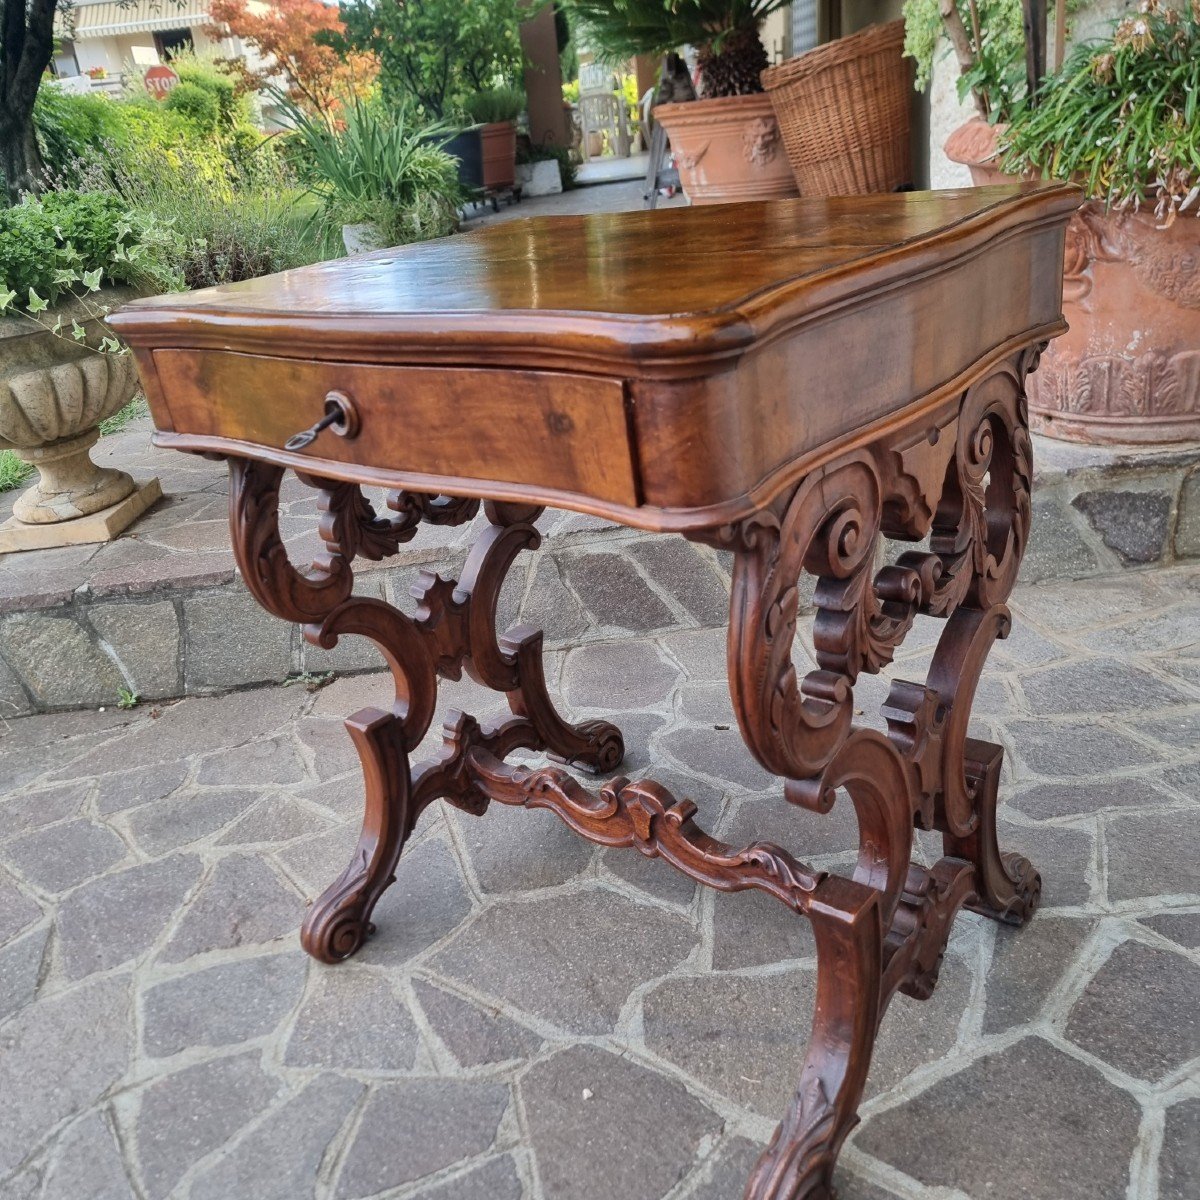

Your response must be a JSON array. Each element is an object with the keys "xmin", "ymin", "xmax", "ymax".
[{"xmin": 110, "ymin": 182, "xmax": 1080, "ymax": 1199}]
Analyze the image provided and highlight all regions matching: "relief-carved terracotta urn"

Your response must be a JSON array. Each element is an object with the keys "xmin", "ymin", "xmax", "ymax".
[
  {"xmin": 1027, "ymin": 203, "xmax": 1200, "ymax": 444},
  {"xmin": 654, "ymin": 94, "xmax": 799, "ymax": 205}
]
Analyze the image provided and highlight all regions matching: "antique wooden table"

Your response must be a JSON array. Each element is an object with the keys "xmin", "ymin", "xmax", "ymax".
[{"xmin": 110, "ymin": 182, "xmax": 1080, "ymax": 1200}]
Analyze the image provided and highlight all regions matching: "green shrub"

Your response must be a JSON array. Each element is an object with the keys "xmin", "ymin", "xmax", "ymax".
[
  {"xmin": 103, "ymin": 139, "xmax": 334, "ymax": 289},
  {"xmin": 902, "ymin": 0, "xmax": 1026, "ymax": 120},
  {"xmin": 335, "ymin": 0, "xmax": 530, "ymax": 118},
  {"xmin": 165, "ymin": 81, "xmax": 221, "ymax": 133},
  {"xmin": 1002, "ymin": 0, "xmax": 1200, "ymax": 218},
  {"xmin": 279, "ymin": 94, "xmax": 463, "ymax": 246},
  {"xmin": 171, "ymin": 54, "xmax": 252, "ymax": 131},
  {"xmin": 466, "ymin": 86, "xmax": 525, "ymax": 124},
  {"xmin": 0, "ymin": 190, "xmax": 181, "ymax": 310},
  {"xmin": 34, "ymin": 86, "xmax": 233, "ymax": 192},
  {"xmin": 110, "ymin": 101, "xmax": 232, "ymax": 186},
  {"xmin": 34, "ymin": 87, "xmax": 124, "ymax": 182}
]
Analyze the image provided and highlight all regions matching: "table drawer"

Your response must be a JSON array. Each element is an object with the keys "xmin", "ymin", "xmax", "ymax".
[{"xmin": 150, "ymin": 350, "xmax": 640, "ymax": 507}]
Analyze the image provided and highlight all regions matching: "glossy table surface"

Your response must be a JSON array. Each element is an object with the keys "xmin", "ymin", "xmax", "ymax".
[
  {"xmin": 109, "ymin": 184, "xmax": 1080, "ymax": 529},
  {"xmin": 111, "ymin": 184, "xmax": 1079, "ymax": 363}
]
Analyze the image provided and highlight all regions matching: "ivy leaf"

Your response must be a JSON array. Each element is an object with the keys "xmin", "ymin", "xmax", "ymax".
[
  {"xmin": 26, "ymin": 289, "xmax": 49, "ymax": 314},
  {"xmin": 0, "ymin": 288, "xmax": 15, "ymax": 312},
  {"xmin": 71, "ymin": 320, "xmax": 87, "ymax": 341},
  {"xmin": 53, "ymin": 267, "xmax": 80, "ymax": 285},
  {"xmin": 81, "ymin": 268, "xmax": 103, "ymax": 292},
  {"xmin": 99, "ymin": 336, "xmax": 124, "ymax": 353}
]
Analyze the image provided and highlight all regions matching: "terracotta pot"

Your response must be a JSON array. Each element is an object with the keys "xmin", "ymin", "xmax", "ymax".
[
  {"xmin": 1028, "ymin": 203, "xmax": 1200, "ymax": 444},
  {"xmin": 480, "ymin": 121, "xmax": 517, "ymax": 191},
  {"xmin": 942, "ymin": 118, "xmax": 1018, "ymax": 186},
  {"xmin": 654, "ymin": 94, "xmax": 799, "ymax": 205}
]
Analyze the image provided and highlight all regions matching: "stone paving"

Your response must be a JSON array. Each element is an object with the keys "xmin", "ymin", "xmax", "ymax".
[{"xmin": 1, "ymin": 561, "xmax": 1198, "ymax": 1200}]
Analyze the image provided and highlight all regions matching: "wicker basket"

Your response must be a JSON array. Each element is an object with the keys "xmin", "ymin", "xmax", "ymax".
[{"xmin": 761, "ymin": 20, "xmax": 913, "ymax": 196}]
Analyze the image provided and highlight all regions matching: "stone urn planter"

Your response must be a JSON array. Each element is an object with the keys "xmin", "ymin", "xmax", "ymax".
[
  {"xmin": 342, "ymin": 222, "xmax": 386, "ymax": 255},
  {"xmin": 654, "ymin": 94, "xmax": 799, "ymax": 205},
  {"xmin": 1027, "ymin": 203, "xmax": 1200, "ymax": 444},
  {"xmin": 516, "ymin": 158, "xmax": 563, "ymax": 197},
  {"xmin": 0, "ymin": 290, "xmax": 160, "ymax": 551}
]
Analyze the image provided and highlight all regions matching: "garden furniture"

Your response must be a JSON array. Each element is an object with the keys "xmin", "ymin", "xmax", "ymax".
[{"xmin": 109, "ymin": 181, "xmax": 1080, "ymax": 1200}]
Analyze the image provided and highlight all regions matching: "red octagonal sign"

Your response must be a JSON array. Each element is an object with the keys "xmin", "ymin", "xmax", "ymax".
[{"xmin": 144, "ymin": 64, "xmax": 180, "ymax": 100}]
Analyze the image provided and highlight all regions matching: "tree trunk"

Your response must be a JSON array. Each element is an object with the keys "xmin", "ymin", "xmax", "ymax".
[
  {"xmin": 0, "ymin": 107, "xmax": 44, "ymax": 202},
  {"xmin": 2, "ymin": 0, "xmax": 59, "ymax": 204}
]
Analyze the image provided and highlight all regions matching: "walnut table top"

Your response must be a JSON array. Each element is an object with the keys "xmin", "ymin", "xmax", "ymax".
[{"xmin": 111, "ymin": 183, "xmax": 1079, "ymax": 528}]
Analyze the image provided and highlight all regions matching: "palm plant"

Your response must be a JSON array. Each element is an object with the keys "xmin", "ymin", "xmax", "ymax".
[
  {"xmin": 563, "ymin": 0, "xmax": 790, "ymax": 98},
  {"xmin": 278, "ymin": 95, "xmax": 464, "ymax": 245}
]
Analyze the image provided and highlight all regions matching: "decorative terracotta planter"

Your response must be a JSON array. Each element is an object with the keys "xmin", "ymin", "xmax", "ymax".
[
  {"xmin": 1028, "ymin": 203, "xmax": 1200, "ymax": 444},
  {"xmin": 943, "ymin": 118, "xmax": 1015, "ymax": 186},
  {"xmin": 480, "ymin": 121, "xmax": 517, "ymax": 191},
  {"xmin": 654, "ymin": 94, "xmax": 799, "ymax": 205}
]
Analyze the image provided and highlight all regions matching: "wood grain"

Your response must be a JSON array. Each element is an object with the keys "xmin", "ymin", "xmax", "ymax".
[{"xmin": 119, "ymin": 185, "xmax": 1080, "ymax": 1200}]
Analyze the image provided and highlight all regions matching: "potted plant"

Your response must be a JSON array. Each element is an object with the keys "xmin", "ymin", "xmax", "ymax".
[
  {"xmin": 903, "ymin": 0, "xmax": 1027, "ymax": 183},
  {"xmin": 333, "ymin": 0, "xmax": 531, "ymax": 192},
  {"xmin": 0, "ymin": 190, "xmax": 178, "ymax": 546},
  {"xmin": 998, "ymin": 0, "xmax": 1200, "ymax": 443},
  {"xmin": 466, "ymin": 86, "xmax": 525, "ymax": 191},
  {"xmin": 279, "ymin": 96, "xmax": 463, "ymax": 254},
  {"xmin": 517, "ymin": 141, "xmax": 576, "ymax": 195},
  {"xmin": 563, "ymin": 0, "xmax": 798, "ymax": 204}
]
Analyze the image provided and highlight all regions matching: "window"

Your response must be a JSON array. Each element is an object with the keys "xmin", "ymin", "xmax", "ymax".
[{"xmin": 153, "ymin": 28, "xmax": 194, "ymax": 59}]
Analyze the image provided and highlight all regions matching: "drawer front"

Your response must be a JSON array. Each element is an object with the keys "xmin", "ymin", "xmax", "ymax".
[{"xmin": 151, "ymin": 350, "xmax": 640, "ymax": 507}]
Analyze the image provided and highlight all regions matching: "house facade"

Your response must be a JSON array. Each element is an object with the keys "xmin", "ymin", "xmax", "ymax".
[{"xmin": 51, "ymin": 0, "xmax": 267, "ymax": 88}]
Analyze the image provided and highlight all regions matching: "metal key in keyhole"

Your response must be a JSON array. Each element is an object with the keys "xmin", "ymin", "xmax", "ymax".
[{"xmin": 285, "ymin": 392, "xmax": 356, "ymax": 452}]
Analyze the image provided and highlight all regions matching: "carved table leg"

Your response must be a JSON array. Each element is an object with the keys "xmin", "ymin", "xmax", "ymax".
[
  {"xmin": 926, "ymin": 606, "xmax": 1042, "ymax": 926},
  {"xmin": 708, "ymin": 344, "xmax": 1049, "ymax": 1198},
  {"xmin": 227, "ymin": 466, "xmax": 621, "ymax": 963},
  {"xmin": 745, "ymin": 877, "xmax": 882, "ymax": 1200},
  {"xmin": 225, "ymin": 341, "xmax": 1049, "ymax": 1197}
]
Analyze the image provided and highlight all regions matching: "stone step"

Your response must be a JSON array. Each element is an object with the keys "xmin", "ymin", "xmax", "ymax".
[{"xmin": 0, "ymin": 422, "xmax": 1196, "ymax": 715}]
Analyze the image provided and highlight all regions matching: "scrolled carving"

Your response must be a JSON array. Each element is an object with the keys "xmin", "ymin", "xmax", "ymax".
[
  {"xmin": 307, "ymin": 596, "xmax": 439, "ymax": 748},
  {"xmin": 924, "ymin": 603, "xmax": 1012, "ymax": 838},
  {"xmin": 300, "ymin": 709, "xmax": 416, "ymax": 963},
  {"xmin": 230, "ymin": 338, "xmax": 1052, "ymax": 1200},
  {"xmin": 747, "ymin": 874, "xmax": 882, "ymax": 1200},
  {"xmin": 786, "ymin": 728, "xmax": 917, "ymax": 927},
  {"xmin": 299, "ymin": 477, "xmax": 422, "ymax": 564},
  {"xmin": 395, "ymin": 491, "xmax": 481, "ymax": 526},
  {"xmin": 229, "ymin": 458, "xmax": 354, "ymax": 624},
  {"xmin": 459, "ymin": 724, "xmax": 825, "ymax": 911},
  {"xmin": 947, "ymin": 738, "xmax": 1042, "ymax": 925},
  {"xmin": 229, "ymin": 459, "xmax": 620, "ymax": 962},
  {"xmin": 722, "ymin": 456, "xmax": 882, "ymax": 781},
  {"xmin": 916, "ymin": 355, "xmax": 1033, "ymax": 616},
  {"xmin": 882, "ymin": 857, "xmax": 976, "ymax": 1002}
]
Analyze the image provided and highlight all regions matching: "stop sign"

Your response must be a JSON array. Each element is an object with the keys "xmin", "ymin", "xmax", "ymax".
[{"xmin": 144, "ymin": 65, "xmax": 180, "ymax": 100}]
